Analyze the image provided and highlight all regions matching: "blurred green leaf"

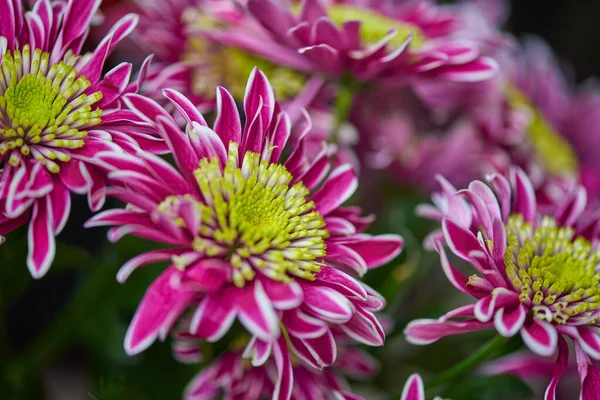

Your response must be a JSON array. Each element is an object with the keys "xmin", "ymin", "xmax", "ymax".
[{"xmin": 441, "ymin": 375, "xmax": 533, "ymax": 400}]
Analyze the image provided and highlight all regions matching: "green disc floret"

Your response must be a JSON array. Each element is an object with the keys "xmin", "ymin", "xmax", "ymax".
[
  {"xmin": 504, "ymin": 214, "xmax": 600, "ymax": 324},
  {"xmin": 0, "ymin": 46, "xmax": 103, "ymax": 173}
]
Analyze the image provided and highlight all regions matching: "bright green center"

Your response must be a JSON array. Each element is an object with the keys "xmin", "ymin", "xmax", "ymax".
[
  {"xmin": 0, "ymin": 47, "xmax": 103, "ymax": 173},
  {"xmin": 3, "ymin": 73, "xmax": 66, "ymax": 129},
  {"xmin": 327, "ymin": 5, "xmax": 425, "ymax": 49},
  {"xmin": 183, "ymin": 9, "xmax": 306, "ymax": 101},
  {"xmin": 504, "ymin": 214, "xmax": 600, "ymax": 324},
  {"xmin": 161, "ymin": 142, "xmax": 329, "ymax": 287},
  {"xmin": 506, "ymin": 85, "xmax": 578, "ymax": 176}
]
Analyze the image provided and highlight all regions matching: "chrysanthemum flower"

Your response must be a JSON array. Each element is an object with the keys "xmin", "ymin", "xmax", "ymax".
[
  {"xmin": 0, "ymin": 0, "xmax": 165, "ymax": 278},
  {"xmin": 171, "ymin": 318, "xmax": 378, "ymax": 400},
  {"xmin": 406, "ymin": 167, "xmax": 600, "ymax": 399},
  {"xmin": 129, "ymin": 0, "xmax": 498, "ymax": 113},
  {"xmin": 86, "ymin": 69, "xmax": 403, "ymax": 396},
  {"xmin": 237, "ymin": 0, "xmax": 498, "ymax": 84}
]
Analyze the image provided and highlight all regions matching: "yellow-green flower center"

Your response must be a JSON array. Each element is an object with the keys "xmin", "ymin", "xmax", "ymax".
[
  {"xmin": 506, "ymin": 85, "xmax": 577, "ymax": 177},
  {"xmin": 183, "ymin": 10, "xmax": 306, "ymax": 101},
  {"xmin": 327, "ymin": 5, "xmax": 425, "ymax": 49},
  {"xmin": 161, "ymin": 142, "xmax": 329, "ymax": 287},
  {"xmin": 0, "ymin": 46, "xmax": 103, "ymax": 173},
  {"xmin": 504, "ymin": 214, "xmax": 600, "ymax": 324}
]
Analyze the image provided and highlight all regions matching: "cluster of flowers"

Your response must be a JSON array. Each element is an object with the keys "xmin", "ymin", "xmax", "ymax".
[{"xmin": 2, "ymin": 0, "xmax": 600, "ymax": 398}]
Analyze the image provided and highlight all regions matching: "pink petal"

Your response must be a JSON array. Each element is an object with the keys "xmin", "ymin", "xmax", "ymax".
[
  {"xmin": 401, "ymin": 373, "xmax": 425, "ymax": 400},
  {"xmin": 511, "ymin": 167, "xmax": 537, "ymax": 223},
  {"xmin": 340, "ymin": 309, "xmax": 385, "ymax": 346},
  {"xmin": 116, "ymin": 248, "xmax": 188, "ymax": 283},
  {"xmin": 243, "ymin": 68, "xmax": 274, "ymax": 141},
  {"xmin": 27, "ymin": 196, "xmax": 55, "ymax": 279},
  {"xmin": 261, "ymin": 279, "xmax": 303, "ymax": 310},
  {"xmin": 323, "ymin": 242, "xmax": 367, "ymax": 276},
  {"xmin": 289, "ymin": 329, "xmax": 337, "ymax": 369},
  {"xmin": 124, "ymin": 268, "xmax": 190, "ymax": 355},
  {"xmin": 237, "ymin": 281, "xmax": 280, "ymax": 341},
  {"xmin": 315, "ymin": 265, "xmax": 368, "ymax": 300},
  {"xmin": 312, "ymin": 164, "xmax": 357, "ymax": 216},
  {"xmin": 242, "ymin": 336, "xmax": 272, "ymax": 367},
  {"xmin": 48, "ymin": 180, "xmax": 71, "ymax": 235},
  {"xmin": 301, "ymin": 285, "xmax": 353, "ymax": 323},
  {"xmin": 404, "ymin": 318, "xmax": 491, "ymax": 345},
  {"xmin": 163, "ymin": 88, "xmax": 208, "ymax": 127},
  {"xmin": 521, "ymin": 320, "xmax": 558, "ymax": 356},
  {"xmin": 214, "ymin": 86, "xmax": 242, "ymax": 146},
  {"xmin": 494, "ymin": 304, "xmax": 526, "ymax": 337},
  {"xmin": 273, "ymin": 334, "xmax": 294, "ymax": 400},
  {"xmin": 341, "ymin": 234, "xmax": 404, "ymax": 269},
  {"xmin": 282, "ymin": 309, "xmax": 328, "ymax": 339},
  {"xmin": 474, "ymin": 288, "xmax": 520, "ymax": 322},
  {"xmin": 544, "ymin": 336, "xmax": 569, "ymax": 400},
  {"xmin": 442, "ymin": 217, "xmax": 483, "ymax": 261},
  {"xmin": 191, "ymin": 292, "xmax": 238, "ymax": 342},
  {"xmin": 436, "ymin": 57, "xmax": 498, "ymax": 82},
  {"xmin": 576, "ymin": 326, "xmax": 600, "ymax": 360}
]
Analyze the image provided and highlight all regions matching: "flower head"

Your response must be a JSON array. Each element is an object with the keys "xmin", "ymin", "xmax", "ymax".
[
  {"xmin": 171, "ymin": 318, "xmax": 379, "ymax": 400},
  {"xmin": 238, "ymin": 0, "xmax": 498, "ymax": 84},
  {"xmin": 87, "ymin": 69, "xmax": 403, "ymax": 396},
  {"xmin": 0, "ymin": 0, "xmax": 164, "ymax": 278},
  {"xmin": 406, "ymin": 167, "xmax": 600, "ymax": 399}
]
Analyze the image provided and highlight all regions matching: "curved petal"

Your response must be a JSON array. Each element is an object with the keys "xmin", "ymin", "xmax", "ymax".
[{"xmin": 521, "ymin": 319, "xmax": 558, "ymax": 357}]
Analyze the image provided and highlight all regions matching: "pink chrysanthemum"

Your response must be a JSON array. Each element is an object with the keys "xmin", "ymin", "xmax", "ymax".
[
  {"xmin": 131, "ymin": 0, "xmax": 498, "ymax": 111},
  {"xmin": 0, "ymin": 0, "xmax": 166, "ymax": 278},
  {"xmin": 86, "ymin": 69, "xmax": 403, "ymax": 397},
  {"xmin": 171, "ymin": 318, "xmax": 378, "ymax": 400},
  {"xmin": 236, "ymin": 0, "xmax": 498, "ymax": 84},
  {"xmin": 407, "ymin": 167, "xmax": 600, "ymax": 399}
]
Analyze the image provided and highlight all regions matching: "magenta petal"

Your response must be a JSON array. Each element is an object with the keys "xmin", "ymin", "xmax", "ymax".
[
  {"xmin": 511, "ymin": 167, "xmax": 537, "ymax": 223},
  {"xmin": 282, "ymin": 309, "xmax": 328, "ymax": 339},
  {"xmin": 437, "ymin": 57, "xmax": 498, "ymax": 82},
  {"xmin": 261, "ymin": 279, "xmax": 303, "ymax": 310},
  {"xmin": 312, "ymin": 164, "xmax": 357, "ymax": 216},
  {"xmin": 0, "ymin": 0, "xmax": 17, "ymax": 50},
  {"xmin": 59, "ymin": 0, "xmax": 101, "ymax": 52},
  {"xmin": 575, "ymin": 343, "xmax": 600, "ymax": 400},
  {"xmin": 163, "ymin": 88, "xmax": 208, "ymax": 127},
  {"xmin": 521, "ymin": 320, "xmax": 558, "ymax": 356},
  {"xmin": 214, "ymin": 86, "xmax": 242, "ymax": 146},
  {"xmin": 95, "ymin": 62, "xmax": 132, "ymax": 107},
  {"xmin": 474, "ymin": 288, "xmax": 519, "ymax": 322},
  {"xmin": 124, "ymin": 268, "xmax": 189, "ymax": 355},
  {"xmin": 494, "ymin": 304, "xmax": 526, "ymax": 337},
  {"xmin": 243, "ymin": 336, "xmax": 272, "ymax": 367},
  {"xmin": 61, "ymin": 159, "xmax": 92, "ymax": 194},
  {"xmin": 340, "ymin": 309, "xmax": 385, "ymax": 347},
  {"xmin": 48, "ymin": 180, "xmax": 71, "ymax": 235},
  {"xmin": 341, "ymin": 234, "xmax": 404, "ymax": 269},
  {"xmin": 191, "ymin": 292, "xmax": 238, "ymax": 342},
  {"xmin": 576, "ymin": 326, "xmax": 600, "ymax": 360},
  {"xmin": 442, "ymin": 217, "xmax": 483, "ymax": 261},
  {"xmin": 544, "ymin": 336, "xmax": 569, "ymax": 400},
  {"xmin": 273, "ymin": 334, "xmax": 294, "ymax": 400},
  {"xmin": 315, "ymin": 265, "xmax": 368, "ymax": 300},
  {"xmin": 237, "ymin": 281, "xmax": 280, "ymax": 341},
  {"xmin": 116, "ymin": 248, "xmax": 187, "ymax": 283},
  {"xmin": 243, "ymin": 68, "xmax": 275, "ymax": 140},
  {"xmin": 404, "ymin": 318, "xmax": 491, "ymax": 345},
  {"xmin": 27, "ymin": 196, "xmax": 55, "ymax": 279},
  {"xmin": 323, "ymin": 242, "xmax": 367, "ymax": 276},
  {"xmin": 289, "ymin": 329, "xmax": 337, "ymax": 369},
  {"xmin": 555, "ymin": 186, "xmax": 587, "ymax": 228},
  {"xmin": 301, "ymin": 285, "xmax": 353, "ymax": 323},
  {"xmin": 400, "ymin": 373, "xmax": 425, "ymax": 400}
]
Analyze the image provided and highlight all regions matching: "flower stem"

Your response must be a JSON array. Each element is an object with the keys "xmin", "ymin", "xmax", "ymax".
[
  {"xmin": 329, "ymin": 81, "xmax": 356, "ymax": 143},
  {"xmin": 7, "ymin": 262, "xmax": 116, "ymax": 389},
  {"xmin": 424, "ymin": 334, "xmax": 509, "ymax": 390}
]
